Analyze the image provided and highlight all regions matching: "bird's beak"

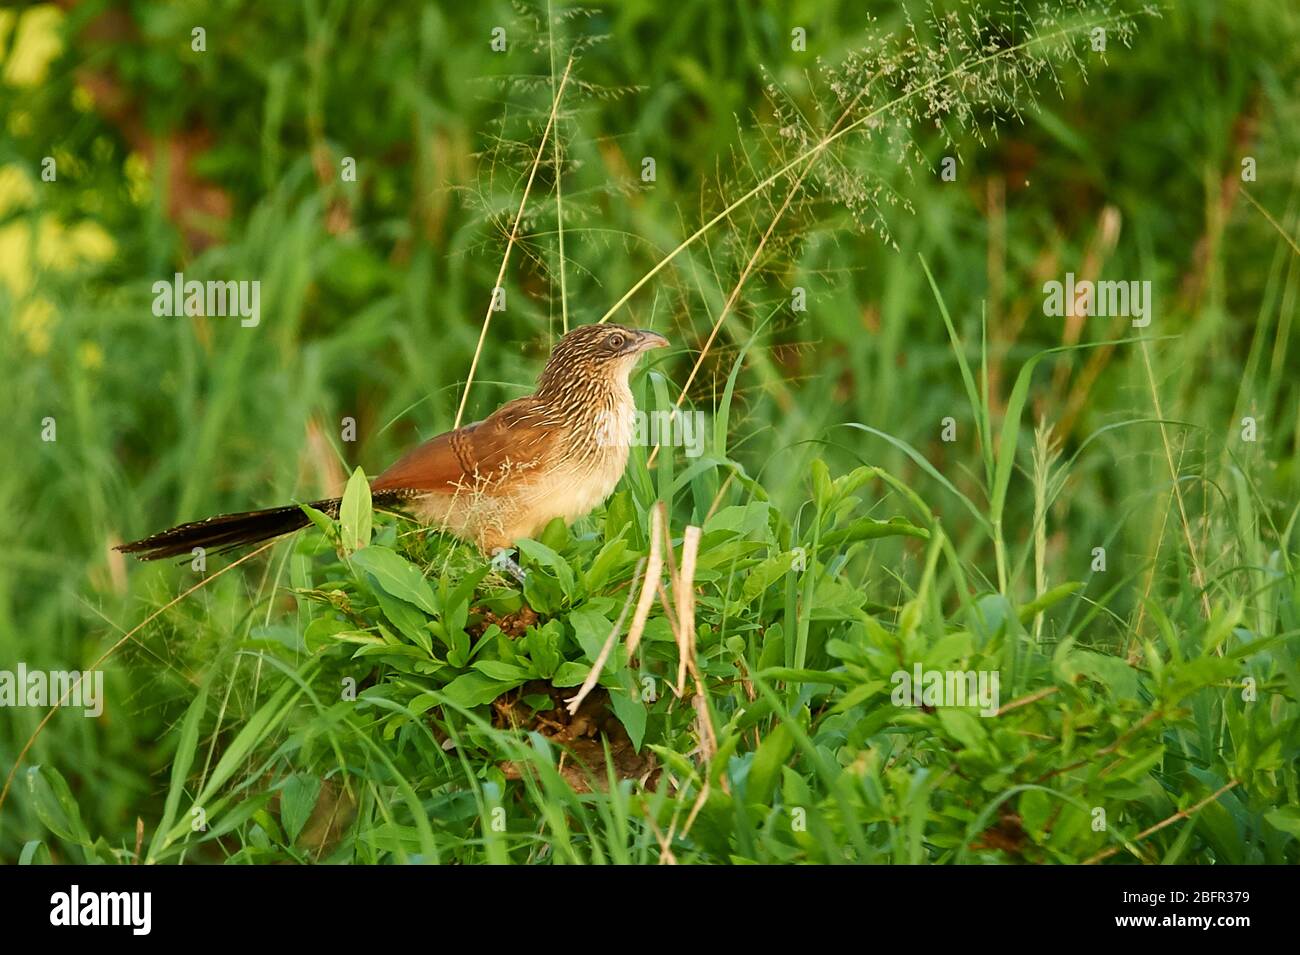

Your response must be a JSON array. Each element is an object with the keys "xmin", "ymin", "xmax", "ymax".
[{"xmin": 632, "ymin": 329, "xmax": 670, "ymax": 352}]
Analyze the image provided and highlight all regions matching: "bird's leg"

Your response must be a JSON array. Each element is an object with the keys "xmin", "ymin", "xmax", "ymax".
[{"xmin": 490, "ymin": 547, "xmax": 528, "ymax": 584}]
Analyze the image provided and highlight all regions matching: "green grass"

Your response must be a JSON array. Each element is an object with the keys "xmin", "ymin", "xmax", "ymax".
[{"xmin": 1, "ymin": 0, "xmax": 1298, "ymax": 864}]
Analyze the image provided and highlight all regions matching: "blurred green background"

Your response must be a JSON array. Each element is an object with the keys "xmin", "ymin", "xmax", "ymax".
[{"xmin": 1, "ymin": 0, "xmax": 1297, "ymax": 862}]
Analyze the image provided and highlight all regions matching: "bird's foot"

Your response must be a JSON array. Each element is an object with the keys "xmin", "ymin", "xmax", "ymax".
[{"xmin": 490, "ymin": 548, "xmax": 528, "ymax": 585}]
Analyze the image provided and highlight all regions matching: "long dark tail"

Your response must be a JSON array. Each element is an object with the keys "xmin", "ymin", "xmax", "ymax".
[{"xmin": 116, "ymin": 490, "xmax": 413, "ymax": 562}]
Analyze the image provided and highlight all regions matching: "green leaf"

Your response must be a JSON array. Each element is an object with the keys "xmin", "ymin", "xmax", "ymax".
[
  {"xmin": 757, "ymin": 625, "xmax": 785, "ymax": 670},
  {"xmin": 339, "ymin": 466, "xmax": 372, "ymax": 555},
  {"xmin": 1109, "ymin": 745, "xmax": 1165, "ymax": 781},
  {"xmin": 747, "ymin": 723, "xmax": 795, "ymax": 806},
  {"xmin": 714, "ymin": 312, "xmax": 772, "ymax": 457},
  {"xmin": 552, "ymin": 661, "xmax": 591, "ymax": 687},
  {"xmin": 148, "ymin": 678, "xmax": 211, "ymax": 861},
  {"xmin": 731, "ymin": 551, "xmax": 797, "ymax": 612},
  {"xmin": 472, "ymin": 660, "xmax": 534, "ymax": 682},
  {"xmin": 920, "ymin": 254, "xmax": 989, "ymax": 476},
  {"xmin": 926, "ymin": 631, "xmax": 975, "ymax": 668},
  {"xmin": 1019, "ymin": 788, "xmax": 1053, "ymax": 840},
  {"xmin": 1063, "ymin": 648, "xmax": 1140, "ymax": 699},
  {"xmin": 441, "ymin": 563, "xmax": 491, "ymax": 654},
  {"xmin": 843, "ymin": 424, "xmax": 991, "ymax": 533},
  {"xmin": 517, "ymin": 538, "xmax": 576, "ymax": 599},
  {"xmin": 604, "ymin": 490, "xmax": 635, "ymax": 544},
  {"xmin": 583, "ymin": 536, "xmax": 628, "ymax": 593},
  {"xmin": 167, "ymin": 678, "xmax": 305, "ymax": 850},
  {"xmin": 522, "ymin": 572, "xmax": 562, "ymax": 615},
  {"xmin": 809, "ymin": 576, "xmax": 868, "ymax": 621},
  {"xmin": 609, "ymin": 684, "xmax": 647, "ymax": 751},
  {"xmin": 703, "ymin": 501, "xmax": 770, "ymax": 537},
  {"xmin": 757, "ymin": 667, "xmax": 855, "ymax": 687},
  {"xmin": 201, "ymin": 793, "xmax": 274, "ymax": 843},
  {"xmin": 300, "ymin": 503, "xmax": 337, "ymax": 540},
  {"xmin": 18, "ymin": 840, "xmax": 51, "ymax": 865},
  {"xmin": 372, "ymin": 588, "xmax": 433, "ymax": 653},
  {"xmin": 280, "ymin": 773, "xmax": 322, "ymax": 844},
  {"xmin": 820, "ymin": 517, "xmax": 929, "ymax": 546},
  {"xmin": 24, "ymin": 765, "xmax": 93, "ymax": 854},
  {"xmin": 441, "ymin": 671, "xmax": 523, "ymax": 707},
  {"xmin": 1265, "ymin": 807, "xmax": 1300, "ymax": 839},
  {"xmin": 540, "ymin": 516, "xmax": 569, "ymax": 552},
  {"xmin": 350, "ymin": 546, "xmax": 439, "ymax": 616},
  {"xmin": 1017, "ymin": 582, "xmax": 1082, "ymax": 624},
  {"xmin": 937, "ymin": 709, "xmax": 989, "ymax": 750},
  {"xmin": 569, "ymin": 608, "xmax": 615, "ymax": 662},
  {"xmin": 829, "ymin": 680, "xmax": 888, "ymax": 714},
  {"xmin": 523, "ymin": 624, "xmax": 562, "ymax": 679},
  {"xmin": 810, "ymin": 458, "xmax": 833, "ymax": 511}
]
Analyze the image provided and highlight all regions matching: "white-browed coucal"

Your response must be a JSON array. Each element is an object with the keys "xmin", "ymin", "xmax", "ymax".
[{"xmin": 117, "ymin": 323, "xmax": 669, "ymax": 561}]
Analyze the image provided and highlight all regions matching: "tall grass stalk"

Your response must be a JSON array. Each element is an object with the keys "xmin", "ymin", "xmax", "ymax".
[{"xmin": 454, "ymin": 54, "xmax": 574, "ymax": 429}]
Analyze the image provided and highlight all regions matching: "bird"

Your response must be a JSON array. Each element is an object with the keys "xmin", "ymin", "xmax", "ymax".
[{"xmin": 116, "ymin": 323, "xmax": 669, "ymax": 562}]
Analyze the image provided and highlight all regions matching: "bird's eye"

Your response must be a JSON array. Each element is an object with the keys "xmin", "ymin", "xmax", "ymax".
[{"xmin": 607, "ymin": 333, "xmax": 626, "ymax": 351}]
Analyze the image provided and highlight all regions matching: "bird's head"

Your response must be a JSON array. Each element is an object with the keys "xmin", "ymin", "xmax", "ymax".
[{"xmin": 537, "ymin": 323, "xmax": 669, "ymax": 399}]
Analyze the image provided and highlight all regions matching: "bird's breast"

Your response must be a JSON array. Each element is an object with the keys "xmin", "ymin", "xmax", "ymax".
[{"xmin": 409, "ymin": 392, "xmax": 638, "ymax": 551}]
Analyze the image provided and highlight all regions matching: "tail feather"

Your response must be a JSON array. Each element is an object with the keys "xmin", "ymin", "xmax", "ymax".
[{"xmin": 116, "ymin": 491, "xmax": 412, "ymax": 561}]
